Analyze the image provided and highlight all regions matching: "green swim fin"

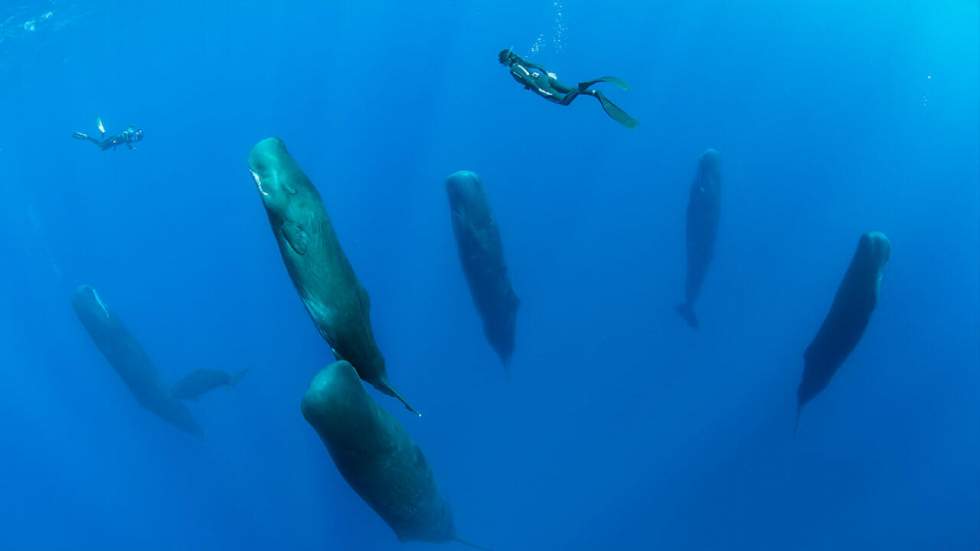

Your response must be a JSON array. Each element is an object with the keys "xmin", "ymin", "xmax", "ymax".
[
  {"xmin": 579, "ymin": 76, "xmax": 631, "ymax": 91},
  {"xmin": 595, "ymin": 75, "xmax": 630, "ymax": 90},
  {"xmin": 595, "ymin": 92, "xmax": 638, "ymax": 128}
]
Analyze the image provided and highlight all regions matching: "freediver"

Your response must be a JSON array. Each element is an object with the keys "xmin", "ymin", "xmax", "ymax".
[
  {"xmin": 497, "ymin": 48, "xmax": 637, "ymax": 128},
  {"xmin": 72, "ymin": 118, "xmax": 144, "ymax": 150}
]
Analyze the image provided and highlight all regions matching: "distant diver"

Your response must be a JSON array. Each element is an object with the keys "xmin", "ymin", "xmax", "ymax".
[
  {"xmin": 72, "ymin": 117, "xmax": 144, "ymax": 151},
  {"xmin": 498, "ymin": 48, "xmax": 637, "ymax": 128}
]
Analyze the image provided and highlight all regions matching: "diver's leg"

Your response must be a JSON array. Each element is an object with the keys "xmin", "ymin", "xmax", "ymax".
[
  {"xmin": 558, "ymin": 90, "xmax": 581, "ymax": 106},
  {"xmin": 72, "ymin": 132, "xmax": 102, "ymax": 146}
]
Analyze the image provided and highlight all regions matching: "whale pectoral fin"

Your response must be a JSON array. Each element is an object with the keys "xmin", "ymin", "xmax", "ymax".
[
  {"xmin": 303, "ymin": 296, "xmax": 341, "ymax": 347},
  {"xmin": 280, "ymin": 221, "xmax": 309, "ymax": 256},
  {"xmin": 474, "ymin": 227, "xmax": 492, "ymax": 253},
  {"xmin": 356, "ymin": 283, "xmax": 371, "ymax": 310},
  {"xmin": 378, "ymin": 380, "xmax": 420, "ymax": 417}
]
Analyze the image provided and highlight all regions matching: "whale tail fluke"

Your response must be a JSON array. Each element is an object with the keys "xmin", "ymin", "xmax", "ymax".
[
  {"xmin": 230, "ymin": 368, "xmax": 250, "ymax": 386},
  {"xmin": 378, "ymin": 380, "xmax": 421, "ymax": 418},
  {"xmin": 675, "ymin": 303, "xmax": 699, "ymax": 329},
  {"xmin": 794, "ymin": 404, "xmax": 802, "ymax": 437},
  {"xmin": 454, "ymin": 536, "xmax": 493, "ymax": 551}
]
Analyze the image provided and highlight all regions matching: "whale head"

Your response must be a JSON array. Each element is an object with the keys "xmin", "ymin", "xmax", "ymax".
[
  {"xmin": 698, "ymin": 148, "xmax": 721, "ymax": 180},
  {"xmin": 860, "ymin": 231, "xmax": 891, "ymax": 270},
  {"xmin": 72, "ymin": 284, "xmax": 111, "ymax": 321},
  {"xmin": 248, "ymin": 137, "xmax": 300, "ymax": 216},
  {"xmin": 445, "ymin": 170, "xmax": 482, "ymax": 209}
]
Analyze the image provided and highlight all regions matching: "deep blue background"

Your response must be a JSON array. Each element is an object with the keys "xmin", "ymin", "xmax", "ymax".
[{"xmin": 1, "ymin": 0, "xmax": 977, "ymax": 549}]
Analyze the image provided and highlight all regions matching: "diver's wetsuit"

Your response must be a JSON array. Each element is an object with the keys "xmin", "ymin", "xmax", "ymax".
[
  {"xmin": 498, "ymin": 49, "xmax": 637, "ymax": 128},
  {"xmin": 72, "ymin": 126, "xmax": 143, "ymax": 150}
]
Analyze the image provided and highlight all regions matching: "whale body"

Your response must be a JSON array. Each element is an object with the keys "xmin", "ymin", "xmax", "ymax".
[
  {"xmin": 249, "ymin": 137, "xmax": 415, "ymax": 414},
  {"xmin": 302, "ymin": 361, "xmax": 462, "ymax": 544},
  {"xmin": 676, "ymin": 149, "xmax": 721, "ymax": 329},
  {"xmin": 72, "ymin": 285, "xmax": 201, "ymax": 435},
  {"xmin": 446, "ymin": 170, "xmax": 519, "ymax": 364},
  {"xmin": 797, "ymin": 232, "xmax": 891, "ymax": 426}
]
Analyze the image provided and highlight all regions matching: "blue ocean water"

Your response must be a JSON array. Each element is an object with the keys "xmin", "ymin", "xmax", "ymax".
[{"xmin": 1, "ymin": 0, "xmax": 977, "ymax": 549}]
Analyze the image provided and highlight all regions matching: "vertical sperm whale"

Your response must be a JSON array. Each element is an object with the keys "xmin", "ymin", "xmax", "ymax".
[
  {"xmin": 446, "ymin": 170, "xmax": 519, "ymax": 365},
  {"xmin": 676, "ymin": 149, "xmax": 721, "ymax": 329},
  {"xmin": 72, "ymin": 285, "xmax": 201, "ymax": 435},
  {"xmin": 302, "ymin": 361, "xmax": 488, "ymax": 549},
  {"xmin": 248, "ymin": 137, "xmax": 416, "ymax": 414},
  {"xmin": 797, "ymin": 232, "xmax": 891, "ymax": 429}
]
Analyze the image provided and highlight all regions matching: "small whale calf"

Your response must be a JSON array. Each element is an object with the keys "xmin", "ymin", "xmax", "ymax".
[
  {"xmin": 72, "ymin": 285, "xmax": 201, "ymax": 436},
  {"xmin": 797, "ymin": 231, "xmax": 891, "ymax": 428},
  {"xmin": 446, "ymin": 170, "xmax": 519, "ymax": 365},
  {"xmin": 676, "ymin": 149, "xmax": 721, "ymax": 329},
  {"xmin": 302, "ymin": 361, "xmax": 488, "ymax": 549},
  {"xmin": 171, "ymin": 368, "xmax": 249, "ymax": 401},
  {"xmin": 248, "ymin": 137, "xmax": 416, "ymax": 415}
]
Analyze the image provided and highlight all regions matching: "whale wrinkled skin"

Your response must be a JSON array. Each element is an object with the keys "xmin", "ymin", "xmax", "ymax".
[
  {"xmin": 248, "ymin": 137, "xmax": 415, "ymax": 414},
  {"xmin": 301, "ymin": 361, "xmax": 457, "ymax": 543}
]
